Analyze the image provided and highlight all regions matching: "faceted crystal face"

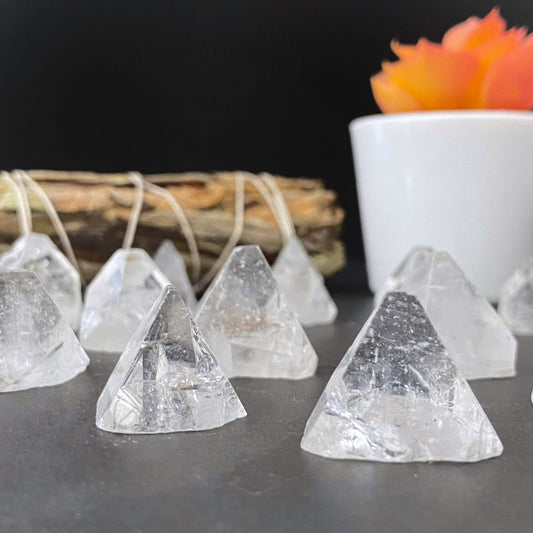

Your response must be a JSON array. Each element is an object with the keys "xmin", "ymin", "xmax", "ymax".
[
  {"xmin": 376, "ymin": 248, "xmax": 516, "ymax": 380},
  {"xmin": 80, "ymin": 248, "xmax": 170, "ymax": 353},
  {"xmin": 498, "ymin": 258, "xmax": 533, "ymax": 335},
  {"xmin": 195, "ymin": 245, "xmax": 318, "ymax": 379},
  {"xmin": 0, "ymin": 271, "xmax": 89, "ymax": 392},
  {"xmin": 154, "ymin": 240, "xmax": 197, "ymax": 311},
  {"xmin": 273, "ymin": 237, "xmax": 338, "ymax": 327},
  {"xmin": 96, "ymin": 286, "xmax": 246, "ymax": 433},
  {"xmin": 301, "ymin": 292, "xmax": 503, "ymax": 462},
  {"xmin": 0, "ymin": 233, "xmax": 82, "ymax": 330}
]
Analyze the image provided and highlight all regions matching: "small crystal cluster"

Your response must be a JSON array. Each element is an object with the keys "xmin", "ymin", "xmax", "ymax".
[
  {"xmin": 375, "ymin": 247, "xmax": 516, "ymax": 380},
  {"xmin": 80, "ymin": 248, "xmax": 170, "ymax": 353},
  {"xmin": 154, "ymin": 240, "xmax": 197, "ymax": 310},
  {"xmin": 301, "ymin": 292, "xmax": 503, "ymax": 462},
  {"xmin": 195, "ymin": 245, "xmax": 318, "ymax": 379},
  {"xmin": 97, "ymin": 285, "xmax": 246, "ymax": 433},
  {"xmin": 498, "ymin": 258, "xmax": 533, "ymax": 335},
  {"xmin": 0, "ymin": 233, "xmax": 83, "ymax": 330},
  {"xmin": 0, "ymin": 271, "xmax": 89, "ymax": 392},
  {"xmin": 273, "ymin": 237, "xmax": 337, "ymax": 326}
]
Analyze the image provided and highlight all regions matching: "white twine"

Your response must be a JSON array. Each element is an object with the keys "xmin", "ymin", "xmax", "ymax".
[
  {"xmin": 142, "ymin": 178, "xmax": 201, "ymax": 282},
  {"xmin": 260, "ymin": 173, "xmax": 296, "ymax": 239},
  {"xmin": 122, "ymin": 171, "xmax": 145, "ymax": 250},
  {"xmin": 194, "ymin": 172, "xmax": 245, "ymax": 292},
  {"xmin": 15, "ymin": 170, "xmax": 81, "ymax": 274},
  {"xmin": 1, "ymin": 171, "xmax": 31, "ymax": 236},
  {"xmin": 243, "ymin": 172, "xmax": 292, "ymax": 246}
]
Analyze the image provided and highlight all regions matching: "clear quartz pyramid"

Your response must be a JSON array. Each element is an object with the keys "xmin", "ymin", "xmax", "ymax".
[
  {"xmin": 195, "ymin": 245, "xmax": 318, "ymax": 379},
  {"xmin": 80, "ymin": 248, "xmax": 170, "ymax": 353},
  {"xmin": 96, "ymin": 285, "xmax": 246, "ymax": 433},
  {"xmin": 375, "ymin": 247, "xmax": 516, "ymax": 380},
  {"xmin": 0, "ymin": 271, "xmax": 89, "ymax": 392},
  {"xmin": 0, "ymin": 232, "xmax": 82, "ymax": 330},
  {"xmin": 498, "ymin": 258, "xmax": 533, "ymax": 335},
  {"xmin": 273, "ymin": 237, "xmax": 338, "ymax": 326},
  {"xmin": 154, "ymin": 240, "xmax": 197, "ymax": 311},
  {"xmin": 301, "ymin": 292, "xmax": 503, "ymax": 462}
]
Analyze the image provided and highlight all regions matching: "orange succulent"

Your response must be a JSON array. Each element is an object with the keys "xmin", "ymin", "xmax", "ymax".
[{"xmin": 371, "ymin": 8, "xmax": 533, "ymax": 112}]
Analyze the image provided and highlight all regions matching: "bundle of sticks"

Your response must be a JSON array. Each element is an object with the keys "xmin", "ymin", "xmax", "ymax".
[{"xmin": 0, "ymin": 170, "xmax": 345, "ymax": 283}]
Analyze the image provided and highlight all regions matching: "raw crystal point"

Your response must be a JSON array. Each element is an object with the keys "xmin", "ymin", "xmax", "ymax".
[
  {"xmin": 374, "ymin": 246, "xmax": 434, "ymax": 302},
  {"xmin": 195, "ymin": 245, "xmax": 318, "ymax": 379},
  {"xmin": 0, "ymin": 271, "xmax": 89, "ymax": 392},
  {"xmin": 273, "ymin": 237, "xmax": 338, "ymax": 326},
  {"xmin": 154, "ymin": 240, "xmax": 197, "ymax": 311},
  {"xmin": 0, "ymin": 232, "xmax": 82, "ymax": 330},
  {"xmin": 498, "ymin": 258, "xmax": 533, "ymax": 335},
  {"xmin": 80, "ymin": 248, "xmax": 170, "ymax": 353},
  {"xmin": 301, "ymin": 292, "xmax": 503, "ymax": 462},
  {"xmin": 96, "ymin": 285, "xmax": 246, "ymax": 433},
  {"xmin": 375, "ymin": 247, "xmax": 516, "ymax": 380}
]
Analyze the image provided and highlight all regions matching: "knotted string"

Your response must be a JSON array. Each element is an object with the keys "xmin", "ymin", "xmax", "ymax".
[
  {"xmin": 1, "ymin": 170, "xmax": 31, "ymax": 236},
  {"xmin": 122, "ymin": 171, "xmax": 144, "ymax": 250},
  {"xmin": 243, "ymin": 172, "xmax": 292, "ymax": 246},
  {"xmin": 141, "ymin": 177, "xmax": 201, "ymax": 282},
  {"xmin": 15, "ymin": 170, "xmax": 81, "ymax": 274},
  {"xmin": 194, "ymin": 172, "xmax": 245, "ymax": 292},
  {"xmin": 260, "ymin": 173, "xmax": 296, "ymax": 240}
]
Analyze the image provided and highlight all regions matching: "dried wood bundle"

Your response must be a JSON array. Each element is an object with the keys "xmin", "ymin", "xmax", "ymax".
[{"xmin": 0, "ymin": 170, "xmax": 345, "ymax": 283}]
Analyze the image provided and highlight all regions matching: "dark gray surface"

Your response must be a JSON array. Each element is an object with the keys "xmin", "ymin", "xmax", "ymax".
[{"xmin": 1, "ymin": 293, "xmax": 532, "ymax": 533}]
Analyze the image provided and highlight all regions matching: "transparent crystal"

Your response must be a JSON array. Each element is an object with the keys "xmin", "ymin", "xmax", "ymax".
[
  {"xmin": 195, "ymin": 245, "xmax": 318, "ymax": 379},
  {"xmin": 301, "ymin": 292, "xmax": 503, "ymax": 462},
  {"xmin": 80, "ymin": 248, "xmax": 170, "ymax": 353},
  {"xmin": 154, "ymin": 240, "xmax": 197, "ymax": 311},
  {"xmin": 0, "ymin": 233, "xmax": 82, "ymax": 330},
  {"xmin": 498, "ymin": 258, "xmax": 533, "ymax": 335},
  {"xmin": 375, "ymin": 247, "xmax": 516, "ymax": 380},
  {"xmin": 273, "ymin": 237, "xmax": 337, "ymax": 326},
  {"xmin": 96, "ymin": 285, "xmax": 246, "ymax": 433},
  {"xmin": 0, "ymin": 271, "xmax": 89, "ymax": 392}
]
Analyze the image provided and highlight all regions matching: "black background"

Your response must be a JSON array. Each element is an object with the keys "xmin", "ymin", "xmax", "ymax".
[{"xmin": 0, "ymin": 0, "xmax": 530, "ymax": 259}]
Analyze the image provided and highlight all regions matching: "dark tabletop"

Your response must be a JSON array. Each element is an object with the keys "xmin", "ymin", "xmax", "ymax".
[{"xmin": 1, "ymin": 292, "xmax": 532, "ymax": 533}]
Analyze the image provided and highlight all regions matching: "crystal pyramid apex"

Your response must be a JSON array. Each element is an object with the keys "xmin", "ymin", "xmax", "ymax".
[
  {"xmin": 153, "ymin": 240, "xmax": 197, "ymax": 310},
  {"xmin": 0, "ymin": 232, "xmax": 82, "ymax": 330},
  {"xmin": 498, "ymin": 257, "xmax": 533, "ymax": 334},
  {"xmin": 273, "ymin": 236, "xmax": 337, "ymax": 326},
  {"xmin": 301, "ymin": 291, "xmax": 503, "ymax": 462}
]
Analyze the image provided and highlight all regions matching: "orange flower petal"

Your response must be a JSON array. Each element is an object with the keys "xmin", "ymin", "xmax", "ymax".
[
  {"xmin": 370, "ymin": 72, "xmax": 423, "ymax": 113},
  {"xmin": 382, "ymin": 41, "xmax": 481, "ymax": 110},
  {"xmin": 474, "ymin": 27, "xmax": 527, "ymax": 69},
  {"xmin": 482, "ymin": 35, "xmax": 533, "ymax": 109},
  {"xmin": 443, "ymin": 8, "xmax": 506, "ymax": 52},
  {"xmin": 391, "ymin": 39, "xmax": 419, "ymax": 59}
]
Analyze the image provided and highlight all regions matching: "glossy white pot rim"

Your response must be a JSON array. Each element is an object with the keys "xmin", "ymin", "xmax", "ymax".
[{"xmin": 350, "ymin": 110, "xmax": 533, "ymax": 132}]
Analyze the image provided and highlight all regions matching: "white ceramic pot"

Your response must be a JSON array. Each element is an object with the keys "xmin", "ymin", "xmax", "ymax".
[{"xmin": 350, "ymin": 110, "xmax": 533, "ymax": 302}]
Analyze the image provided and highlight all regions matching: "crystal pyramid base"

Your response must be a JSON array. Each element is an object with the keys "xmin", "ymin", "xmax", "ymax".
[
  {"xmin": 0, "ymin": 232, "xmax": 82, "ymax": 330},
  {"xmin": 0, "ymin": 271, "xmax": 89, "ymax": 392},
  {"xmin": 195, "ymin": 245, "xmax": 318, "ymax": 380},
  {"xmin": 301, "ymin": 292, "xmax": 503, "ymax": 463},
  {"xmin": 80, "ymin": 248, "xmax": 170, "ymax": 353},
  {"xmin": 273, "ymin": 237, "xmax": 337, "ymax": 326},
  {"xmin": 375, "ymin": 247, "xmax": 516, "ymax": 380},
  {"xmin": 96, "ymin": 286, "xmax": 246, "ymax": 433}
]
